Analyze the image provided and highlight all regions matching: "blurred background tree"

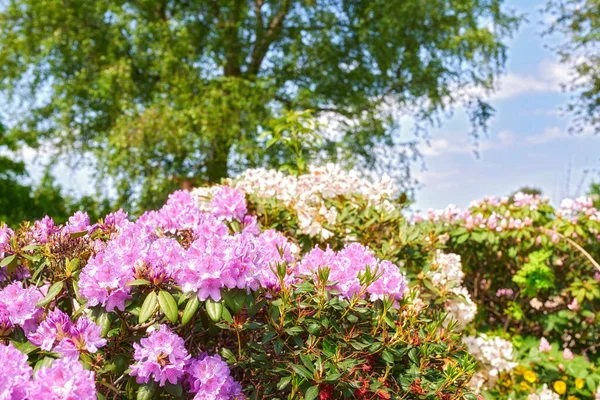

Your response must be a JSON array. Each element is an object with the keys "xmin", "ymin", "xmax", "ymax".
[
  {"xmin": 0, "ymin": 0, "xmax": 521, "ymax": 213},
  {"xmin": 0, "ymin": 120, "xmax": 112, "ymax": 225},
  {"xmin": 590, "ymin": 182, "xmax": 600, "ymax": 209},
  {"xmin": 510, "ymin": 187, "xmax": 543, "ymax": 197},
  {"xmin": 545, "ymin": 0, "xmax": 600, "ymax": 134}
]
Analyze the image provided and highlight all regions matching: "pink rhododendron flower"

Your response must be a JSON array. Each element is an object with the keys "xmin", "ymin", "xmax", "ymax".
[
  {"xmin": 539, "ymin": 337, "xmax": 551, "ymax": 353},
  {"xmin": 130, "ymin": 325, "xmax": 190, "ymax": 386}
]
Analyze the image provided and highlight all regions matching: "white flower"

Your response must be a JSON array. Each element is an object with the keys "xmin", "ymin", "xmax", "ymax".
[
  {"xmin": 529, "ymin": 298, "xmax": 543, "ymax": 310},
  {"xmin": 211, "ymin": 164, "xmax": 400, "ymax": 238},
  {"xmin": 464, "ymin": 334, "xmax": 517, "ymax": 389},
  {"xmin": 429, "ymin": 251, "xmax": 464, "ymax": 289},
  {"xmin": 445, "ymin": 287, "xmax": 477, "ymax": 329}
]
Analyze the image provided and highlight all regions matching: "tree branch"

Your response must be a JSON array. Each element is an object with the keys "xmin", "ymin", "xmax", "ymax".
[{"xmin": 248, "ymin": 0, "xmax": 292, "ymax": 76}]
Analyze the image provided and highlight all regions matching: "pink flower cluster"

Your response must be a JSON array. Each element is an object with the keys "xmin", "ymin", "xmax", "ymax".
[
  {"xmin": 414, "ymin": 192, "xmax": 558, "ymax": 234},
  {"xmin": 79, "ymin": 190, "xmax": 298, "ymax": 310},
  {"xmin": 0, "ymin": 225, "xmax": 14, "ymax": 257},
  {"xmin": 0, "ymin": 342, "xmax": 97, "ymax": 400},
  {"xmin": 559, "ymin": 196, "xmax": 600, "ymax": 220},
  {"xmin": 296, "ymin": 243, "xmax": 408, "ymax": 302},
  {"xmin": 130, "ymin": 325, "xmax": 244, "ymax": 398},
  {"xmin": 418, "ymin": 192, "xmax": 600, "ymax": 234},
  {"xmin": 27, "ymin": 309, "xmax": 106, "ymax": 358},
  {"xmin": 0, "ymin": 282, "xmax": 43, "ymax": 334},
  {"xmin": 186, "ymin": 354, "xmax": 244, "ymax": 399},
  {"xmin": 79, "ymin": 189, "xmax": 408, "ymax": 312},
  {"xmin": 130, "ymin": 324, "xmax": 191, "ymax": 386}
]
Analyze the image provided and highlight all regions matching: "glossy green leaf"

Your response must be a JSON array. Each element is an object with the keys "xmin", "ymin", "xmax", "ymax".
[
  {"xmin": 139, "ymin": 291, "xmax": 157, "ymax": 324},
  {"xmin": 181, "ymin": 296, "xmax": 200, "ymax": 326},
  {"xmin": 36, "ymin": 281, "xmax": 63, "ymax": 308},
  {"xmin": 158, "ymin": 290, "xmax": 178, "ymax": 323},
  {"xmin": 206, "ymin": 299, "xmax": 223, "ymax": 322}
]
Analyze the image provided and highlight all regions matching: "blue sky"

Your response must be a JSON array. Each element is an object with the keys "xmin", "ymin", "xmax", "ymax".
[
  {"xmin": 412, "ymin": 0, "xmax": 600, "ymax": 210},
  {"xmin": 20, "ymin": 0, "xmax": 600, "ymax": 211}
]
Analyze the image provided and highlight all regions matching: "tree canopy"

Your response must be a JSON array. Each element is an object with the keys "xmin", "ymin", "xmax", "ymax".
[
  {"xmin": 545, "ymin": 0, "xmax": 600, "ymax": 134},
  {"xmin": 0, "ymin": 121, "xmax": 112, "ymax": 225},
  {"xmin": 0, "ymin": 0, "xmax": 521, "ymax": 211}
]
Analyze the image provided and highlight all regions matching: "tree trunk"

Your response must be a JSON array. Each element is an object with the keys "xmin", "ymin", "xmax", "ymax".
[{"xmin": 205, "ymin": 141, "xmax": 232, "ymax": 183}]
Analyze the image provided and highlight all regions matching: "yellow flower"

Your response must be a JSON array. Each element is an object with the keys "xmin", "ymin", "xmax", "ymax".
[
  {"xmin": 554, "ymin": 380, "xmax": 567, "ymax": 395},
  {"xmin": 523, "ymin": 370, "xmax": 537, "ymax": 383},
  {"xmin": 568, "ymin": 396, "xmax": 579, "ymax": 400},
  {"xmin": 575, "ymin": 378, "xmax": 584, "ymax": 389},
  {"xmin": 514, "ymin": 365, "xmax": 527, "ymax": 375}
]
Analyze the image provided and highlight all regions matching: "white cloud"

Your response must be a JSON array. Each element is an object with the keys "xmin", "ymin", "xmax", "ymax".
[
  {"xmin": 421, "ymin": 130, "xmax": 515, "ymax": 157},
  {"xmin": 490, "ymin": 60, "xmax": 570, "ymax": 101},
  {"xmin": 525, "ymin": 125, "xmax": 599, "ymax": 145},
  {"xmin": 525, "ymin": 127, "xmax": 567, "ymax": 145}
]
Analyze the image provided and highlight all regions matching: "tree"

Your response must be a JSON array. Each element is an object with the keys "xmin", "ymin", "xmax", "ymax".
[
  {"xmin": 0, "ymin": 0, "xmax": 521, "ymax": 210},
  {"xmin": 545, "ymin": 0, "xmax": 600, "ymax": 134},
  {"xmin": 0, "ymin": 120, "xmax": 113, "ymax": 225},
  {"xmin": 0, "ymin": 121, "xmax": 65, "ymax": 225},
  {"xmin": 589, "ymin": 182, "xmax": 600, "ymax": 209},
  {"xmin": 510, "ymin": 186, "xmax": 543, "ymax": 197}
]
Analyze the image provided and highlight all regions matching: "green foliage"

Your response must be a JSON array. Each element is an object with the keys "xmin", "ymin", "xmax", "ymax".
[
  {"xmin": 260, "ymin": 110, "xmax": 322, "ymax": 175},
  {"xmin": 0, "ymin": 0, "xmax": 521, "ymax": 210},
  {"xmin": 2, "ymin": 212, "xmax": 476, "ymax": 399},
  {"xmin": 0, "ymin": 121, "xmax": 111, "ymax": 224},
  {"xmin": 239, "ymin": 280, "xmax": 476, "ymax": 399},
  {"xmin": 232, "ymin": 167, "xmax": 600, "ymax": 397},
  {"xmin": 589, "ymin": 182, "xmax": 600, "ymax": 209},
  {"xmin": 545, "ymin": 0, "xmax": 600, "ymax": 134},
  {"xmin": 485, "ymin": 337, "xmax": 600, "ymax": 399},
  {"xmin": 512, "ymin": 250, "xmax": 555, "ymax": 297}
]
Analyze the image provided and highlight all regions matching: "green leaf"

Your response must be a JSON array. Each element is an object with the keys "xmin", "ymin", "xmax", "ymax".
[
  {"xmin": 181, "ymin": 296, "xmax": 200, "ymax": 326},
  {"xmin": 139, "ymin": 291, "xmax": 157, "ymax": 324},
  {"xmin": 206, "ymin": 299, "xmax": 223, "ymax": 322},
  {"xmin": 0, "ymin": 254, "xmax": 16, "ymax": 267},
  {"xmin": 221, "ymin": 305, "xmax": 233, "ymax": 323},
  {"xmin": 290, "ymin": 364, "xmax": 313, "ymax": 380},
  {"xmin": 305, "ymin": 385, "xmax": 320, "ymax": 400},
  {"xmin": 94, "ymin": 309, "xmax": 112, "ymax": 337},
  {"xmin": 21, "ymin": 244, "xmax": 40, "ymax": 251},
  {"xmin": 222, "ymin": 289, "xmax": 246, "ymax": 315},
  {"xmin": 158, "ymin": 290, "xmax": 178, "ymax": 323},
  {"xmin": 277, "ymin": 376, "xmax": 292, "ymax": 391},
  {"xmin": 126, "ymin": 279, "xmax": 151, "ymax": 287},
  {"xmin": 136, "ymin": 381, "xmax": 157, "ymax": 400},
  {"xmin": 164, "ymin": 382, "xmax": 183, "ymax": 397},
  {"xmin": 31, "ymin": 259, "xmax": 48, "ymax": 282},
  {"xmin": 299, "ymin": 353, "xmax": 315, "ymax": 373},
  {"xmin": 11, "ymin": 340, "xmax": 39, "ymax": 354},
  {"xmin": 36, "ymin": 281, "xmax": 64, "ymax": 308},
  {"xmin": 382, "ymin": 349, "xmax": 394, "ymax": 364},
  {"xmin": 69, "ymin": 230, "xmax": 88, "ymax": 238},
  {"xmin": 33, "ymin": 357, "xmax": 55, "ymax": 373},
  {"xmin": 221, "ymin": 349, "xmax": 237, "ymax": 365}
]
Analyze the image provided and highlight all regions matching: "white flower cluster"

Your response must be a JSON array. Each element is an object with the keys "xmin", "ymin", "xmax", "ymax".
[
  {"xmin": 464, "ymin": 334, "xmax": 517, "ymax": 391},
  {"xmin": 189, "ymin": 186, "xmax": 221, "ymax": 213},
  {"xmin": 429, "ymin": 251, "xmax": 464, "ymax": 288},
  {"xmin": 428, "ymin": 251, "xmax": 477, "ymax": 329},
  {"xmin": 559, "ymin": 196, "xmax": 600, "ymax": 221},
  {"xmin": 192, "ymin": 164, "xmax": 399, "ymax": 239},
  {"xmin": 527, "ymin": 384, "xmax": 560, "ymax": 400}
]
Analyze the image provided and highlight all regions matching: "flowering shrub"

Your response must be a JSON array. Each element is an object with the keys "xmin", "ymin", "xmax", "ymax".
[
  {"xmin": 193, "ymin": 165, "xmax": 600, "ymax": 399},
  {"xmin": 0, "ymin": 188, "xmax": 475, "ymax": 399}
]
